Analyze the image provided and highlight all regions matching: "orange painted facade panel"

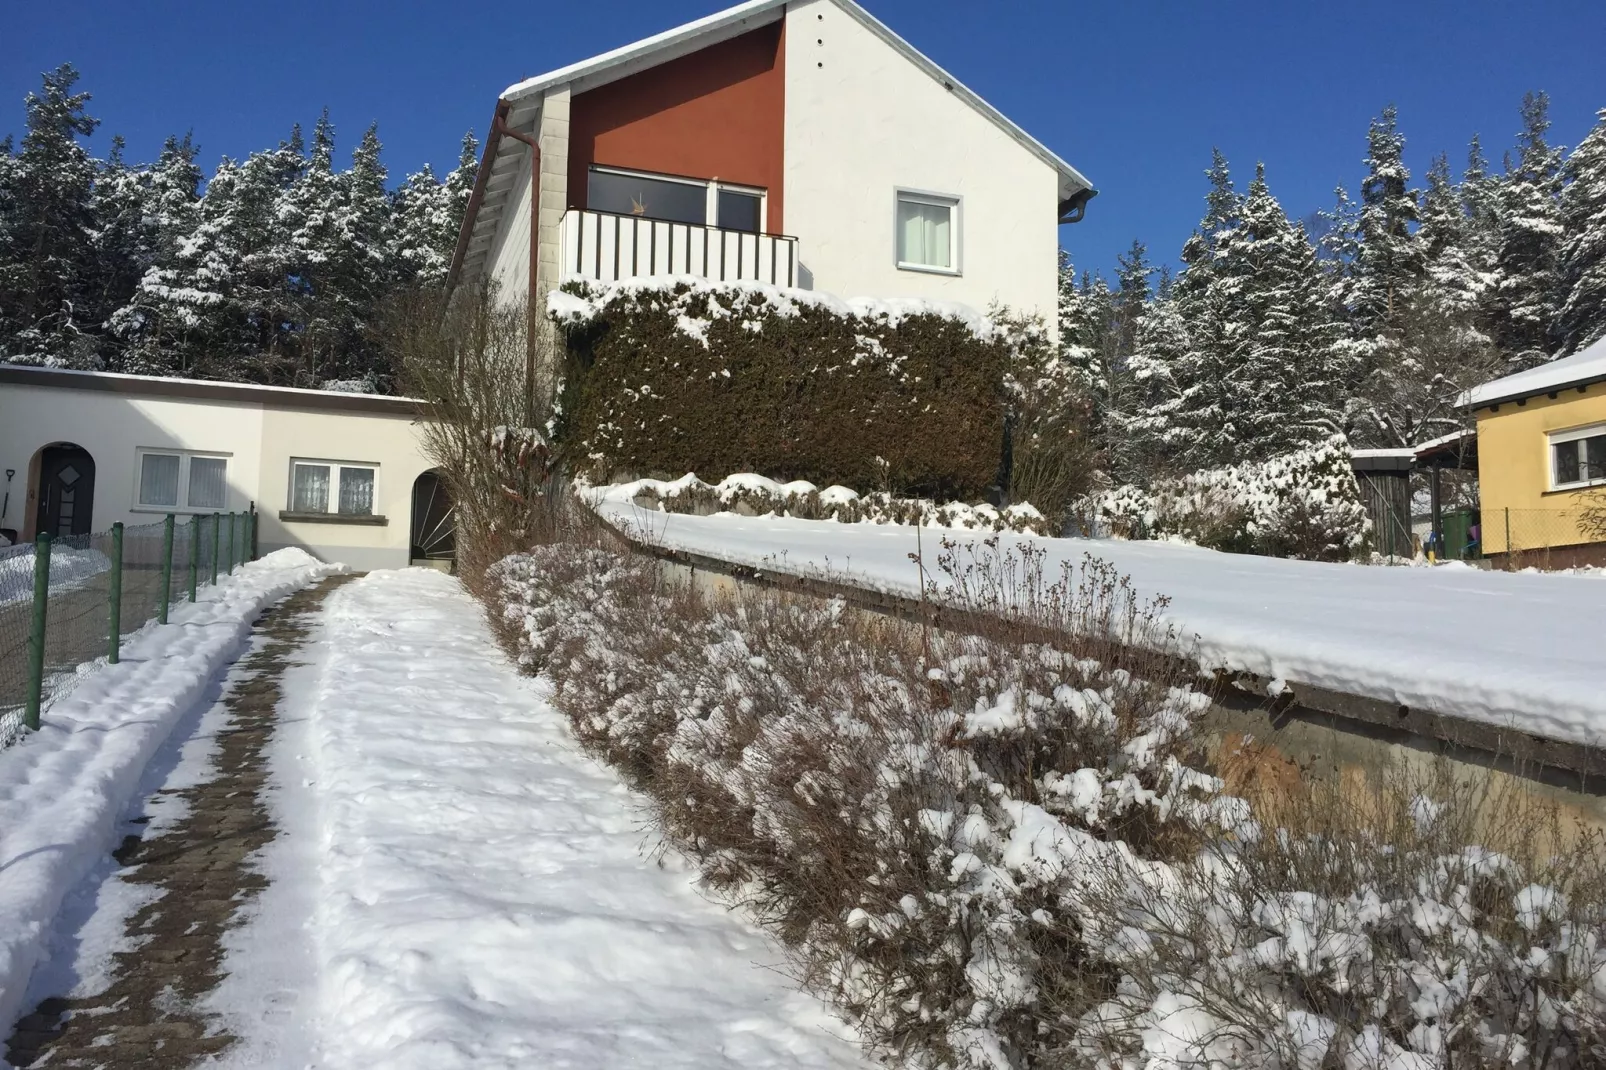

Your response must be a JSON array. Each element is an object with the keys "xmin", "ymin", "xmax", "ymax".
[{"xmin": 568, "ymin": 20, "xmax": 786, "ymax": 234}]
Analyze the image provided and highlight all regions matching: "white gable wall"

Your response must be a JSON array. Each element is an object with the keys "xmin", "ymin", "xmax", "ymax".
[
  {"xmin": 782, "ymin": 0, "xmax": 1060, "ymax": 328},
  {"xmin": 485, "ymin": 146, "xmax": 534, "ymax": 306}
]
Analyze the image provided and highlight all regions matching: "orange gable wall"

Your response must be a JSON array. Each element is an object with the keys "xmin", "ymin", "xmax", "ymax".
[{"xmin": 567, "ymin": 19, "xmax": 786, "ymax": 234}]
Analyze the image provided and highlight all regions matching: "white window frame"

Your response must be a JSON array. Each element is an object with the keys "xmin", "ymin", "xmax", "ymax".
[
  {"xmin": 287, "ymin": 458, "xmax": 380, "ymax": 517},
  {"xmin": 1547, "ymin": 423, "xmax": 1606, "ymax": 491},
  {"xmin": 588, "ymin": 164, "xmax": 768, "ymax": 232},
  {"xmin": 132, "ymin": 448, "xmax": 231, "ymax": 514},
  {"xmin": 894, "ymin": 188, "xmax": 962, "ymax": 276}
]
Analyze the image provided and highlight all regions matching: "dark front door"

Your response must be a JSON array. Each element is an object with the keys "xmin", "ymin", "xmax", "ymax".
[{"xmin": 36, "ymin": 446, "xmax": 95, "ymax": 537}]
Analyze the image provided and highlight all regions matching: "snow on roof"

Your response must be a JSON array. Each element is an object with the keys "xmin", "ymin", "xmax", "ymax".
[
  {"xmin": 1349, "ymin": 448, "xmax": 1417, "ymax": 460},
  {"xmin": 1464, "ymin": 335, "xmax": 1606, "ymax": 408},
  {"xmin": 499, "ymin": 0, "xmax": 1092, "ymax": 200},
  {"xmin": 0, "ymin": 363, "xmax": 425, "ymax": 411}
]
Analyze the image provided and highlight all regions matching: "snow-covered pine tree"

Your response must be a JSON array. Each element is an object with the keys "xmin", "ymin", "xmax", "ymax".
[
  {"xmin": 1557, "ymin": 108, "xmax": 1606, "ymax": 354},
  {"xmin": 0, "ymin": 64, "xmax": 102, "ymax": 366},
  {"xmin": 1146, "ymin": 151, "xmax": 1245, "ymax": 470},
  {"xmin": 1216, "ymin": 163, "xmax": 1345, "ymax": 459},
  {"xmin": 1418, "ymin": 152, "xmax": 1489, "ymax": 321},
  {"xmin": 1490, "ymin": 92, "xmax": 1566, "ymax": 366},
  {"xmin": 1349, "ymin": 106, "xmax": 1422, "ymax": 346},
  {"xmin": 391, "ymin": 164, "xmax": 451, "ymax": 282}
]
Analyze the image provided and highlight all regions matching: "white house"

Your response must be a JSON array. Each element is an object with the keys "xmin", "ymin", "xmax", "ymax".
[
  {"xmin": 0, "ymin": 366, "xmax": 448, "ymax": 572},
  {"xmin": 446, "ymin": 0, "xmax": 1093, "ymax": 332}
]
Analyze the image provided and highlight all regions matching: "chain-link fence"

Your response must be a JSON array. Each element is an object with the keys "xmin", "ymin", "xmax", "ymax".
[
  {"xmin": 0, "ymin": 511, "xmax": 258, "ymax": 748},
  {"xmin": 1484, "ymin": 505, "xmax": 1606, "ymax": 569}
]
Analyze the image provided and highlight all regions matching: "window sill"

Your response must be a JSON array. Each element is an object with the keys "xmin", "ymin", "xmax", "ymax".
[
  {"xmin": 131, "ymin": 505, "xmax": 231, "ymax": 516},
  {"xmin": 278, "ymin": 510, "xmax": 388, "ymax": 526},
  {"xmin": 1543, "ymin": 482, "xmax": 1606, "ymax": 496},
  {"xmin": 895, "ymin": 261, "xmax": 961, "ymax": 277}
]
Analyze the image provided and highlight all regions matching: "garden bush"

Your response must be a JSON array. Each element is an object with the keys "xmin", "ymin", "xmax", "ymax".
[{"xmin": 1096, "ymin": 435, "xmax": 1372, "ymax": 561}]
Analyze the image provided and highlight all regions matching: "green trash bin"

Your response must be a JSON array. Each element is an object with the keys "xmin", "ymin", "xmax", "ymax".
[{"xmin": 1442, "ymin": 508, "xmax": 1480, "ymax": 560}]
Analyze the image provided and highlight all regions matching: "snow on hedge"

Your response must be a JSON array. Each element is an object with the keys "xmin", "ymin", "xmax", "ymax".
[
  {"xmin": 549, "ymin": 275, "xmax": 996, "ymax": 345},
  {"xmin": 587, "ymin": 472, "xmax": 1049, "ymax": 534},
  {"xmin": 1096, "ymin": 436, "xmax": 1372, "ymax": 561}
]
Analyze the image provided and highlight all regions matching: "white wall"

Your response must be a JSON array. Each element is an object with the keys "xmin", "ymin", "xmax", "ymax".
[
  {"xmin": 257, "ymin": 407, "xmax": 434, "ymax": 571},
  {"xmin": 782, "ymin": 0, "xmax": 1061, "ymax": 327},
  {"xmin": 0, "ymin": 383, "xmax": 264, "ymax": 541},
  {"xmin": 0, "ymin": 379, "xmax": 433, "ymax": 572},
  {"xmin": 486, "ymin": 144, "xmax": 534, "ymax": 306}
]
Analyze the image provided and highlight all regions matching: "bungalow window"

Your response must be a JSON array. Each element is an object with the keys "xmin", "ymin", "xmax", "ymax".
[
  {"xmin": 587, "ymin": 166, "xmax": 766, "ymax": 232},
  {"xmin": 895, "ymin": 190, "xmax": 960, "ymax": 274},
  {"xmin": 135, "ymin": 449, "xmax": 229, "ymax": 512},
  {"xmin": 1549, "ymin": 425, "xmax": 1606, "ymax": 490},
  {"xmin": 290, "ymin": 460, "xmax": 377, "ymax": 516}
]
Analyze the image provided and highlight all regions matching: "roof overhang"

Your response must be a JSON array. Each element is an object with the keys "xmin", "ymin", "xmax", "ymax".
[{"xmin": 448, "ymin": 0, "xmax": 1094, "ymax": 291}]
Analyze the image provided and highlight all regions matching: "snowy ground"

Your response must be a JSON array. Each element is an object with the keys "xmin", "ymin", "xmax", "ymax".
[
  {"xmin": 597, "ymin": 502, "xmax": 1606, "ymax": 749},
  {"xmin": 0, "ymin": 548, "xmax": 337, "ymax": 1037},
  {"xmin": 209, "ymin": 568, "xmax": 867, "ymax": 1070}
]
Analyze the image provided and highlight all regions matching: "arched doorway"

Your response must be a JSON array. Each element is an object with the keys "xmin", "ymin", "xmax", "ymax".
[
  {"xmin": 33, "ymin": 444, "xmax": 96, "ymax": 538},
  {"xmin": 410, "ymin": 470, "xmax": 455, "ymax": 565}
]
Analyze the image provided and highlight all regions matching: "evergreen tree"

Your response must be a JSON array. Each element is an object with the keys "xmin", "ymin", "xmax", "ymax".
[
  {"xmin": 1490, "ymin": 92, "xmax": 1566, "ymax": 364},
  {"xmin": 1349, "ymin": 106, "xmax": 1421, "ymax": 341},
  {"xmin": 1558, "ymin": 109, "xmax": 1606, "ymax": 353},
  {"xmin": 0, "ymin": 64, "xmax": 102, "ymax": 365}
]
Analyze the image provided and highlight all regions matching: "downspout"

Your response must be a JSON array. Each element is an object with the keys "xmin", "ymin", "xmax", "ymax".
[
  {"xmin": 1057, "ymin": 187, "xmax": 1097, "ymax": 224},
  {"xmin": 494, "ymin": 113, "xmax": 542, "ymax": 426}
]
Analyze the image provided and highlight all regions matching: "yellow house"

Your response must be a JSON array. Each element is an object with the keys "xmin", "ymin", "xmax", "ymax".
[{"xmin": 1467, "ymin": 335, "xmax": 1606, "ymax": 567}]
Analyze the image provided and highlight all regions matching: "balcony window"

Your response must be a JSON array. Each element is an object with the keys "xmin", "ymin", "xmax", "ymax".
[
  {"xmin": 589, "ymin": 168, "xmax": 706, "ymax": 226},
  {"xmin": 587, "ymin": 166, "xmax": 767, "ymax": 232},
  {"xmin": 1550, "ymin": 425, "xmax": 1606, "ymax": 490},
  {"xmin": 896, "ymin": 190, "xmax": 960, "ymax": 274}
]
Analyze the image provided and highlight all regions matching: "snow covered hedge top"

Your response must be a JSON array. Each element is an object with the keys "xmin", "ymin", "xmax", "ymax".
[
  {"xmin": 547, "ymin": 275, "xmax": 996, "ymax": 345},
  {"xmin": 586, "ymin": 472, "xmax": 1049, "ymax": 534},
  {"xmin": 549, "ymin": 277, "xmax": 1012, "ymax": 500}
]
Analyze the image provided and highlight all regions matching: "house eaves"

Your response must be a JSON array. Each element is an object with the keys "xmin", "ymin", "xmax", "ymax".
[{"xmin": 449, "ymin": 0, "xmax": 1094, "ymax": 292}]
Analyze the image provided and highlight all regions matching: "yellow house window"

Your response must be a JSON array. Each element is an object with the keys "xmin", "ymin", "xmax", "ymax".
[{"xmin": 1549, "ymin": 423, "xmax": 1606, "ymax": 491}]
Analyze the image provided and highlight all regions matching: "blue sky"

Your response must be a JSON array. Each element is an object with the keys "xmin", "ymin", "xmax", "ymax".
[{"xmin": 6, "ymin": 0, "xmax": 1606, "ymax": 280}]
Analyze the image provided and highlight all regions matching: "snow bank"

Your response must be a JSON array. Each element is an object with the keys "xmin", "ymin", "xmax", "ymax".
[
  {"xmin": 549, "ymin": 275, "xmax": 995, "ymax": 342},
  {"xmin": 594, "ymin": 505, "xmax": 1606, "ymax": 748},
  {"xmin": 586, "ymin": 473, "xmax": 1049, "ymax": 534},
  {"xmin": 0, "ymin": 544, "xmax": 112, "ymax": 606},
  {"xmin": 0, "ymin": 548, "xmax": 337, "ymax": 1036},
  {"xmin": 225, "ymin": 568, "xmax": 865, "ymax": 1069}
]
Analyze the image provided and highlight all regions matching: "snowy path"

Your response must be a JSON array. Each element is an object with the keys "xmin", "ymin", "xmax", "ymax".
[
  {"xmin": 598, "ymin": 504, "xmax": 1606, "ymax": 749},
  {"xmin": 213, "ymin": 568, "xmax": 868, "ymax": 1070}
]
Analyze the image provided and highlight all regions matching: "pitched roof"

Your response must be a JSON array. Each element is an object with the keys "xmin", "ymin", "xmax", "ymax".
[
  {"xmin": 1463, "ymin": 335, "xmax": 1606, "ymax": 408},
  {"xmin": 448, "ymin": 0, "xmax": 1092, "ymax": 290}
]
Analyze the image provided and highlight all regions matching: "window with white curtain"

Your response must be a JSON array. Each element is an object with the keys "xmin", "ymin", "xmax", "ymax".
[
  {"xmin": 896, "ymin": 191, "xmax": 959, "ymax": 273},
  {"xmin": 135, "ymin": 449, "xmax": 228, "ymax": 512},
  {"xmin": 290, "ymin": 460, "xmax": 378, "ymax": 517}
]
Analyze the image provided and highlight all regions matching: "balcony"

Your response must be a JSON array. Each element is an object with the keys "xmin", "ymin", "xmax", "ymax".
[{"xmin": 560, "ymin": 208, "xmax": 800, "ymax": 288}]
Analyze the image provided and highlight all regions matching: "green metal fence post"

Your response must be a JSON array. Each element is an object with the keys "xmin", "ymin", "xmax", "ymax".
[
  {"xmin": 250, "ymin": 503, "xmax": 258, "ymax": 561},
  {"xmin": 188, "ymin": 514, "xmax": 200, "ymax": 602},
  {"xmin": 23, "ymin": 532, "xmax": 52, "ymax": 732},
  {"xmin": 158, "ymin": 513, "xmax": 175, "ymax": 625},
  {"xmin": 211, "ymin": 511, "xmax": 221, "ymax": 585},
  {"xmin": 107, "ymin": 522, "xmax": 125, "ymax": 664},
  {"xmin": 226, "ymin": 511, "xmax": 236, "ymax": 573}
]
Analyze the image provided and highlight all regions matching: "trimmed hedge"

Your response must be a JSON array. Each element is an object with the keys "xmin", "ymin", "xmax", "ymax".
[{"xmin": 550, "ymin": 279, "xmax": 1008, "ymax": 501}]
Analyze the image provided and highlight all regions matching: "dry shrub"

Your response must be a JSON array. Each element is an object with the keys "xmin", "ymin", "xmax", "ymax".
[
  {"xmin": 487, "ymin": 532, "xmax": 1606, "ymax": 1069},
  {"xmin": 381, "ymin": 281, "xmax": 580, "ymax": 584},
  {"xmin": 491, "ymin": 537, "xmax": 1217, "ymax": 1068}
]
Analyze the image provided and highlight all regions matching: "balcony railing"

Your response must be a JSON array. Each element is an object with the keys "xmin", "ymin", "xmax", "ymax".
[{"xmin": 560, "ymin": 208, "xmax": 800, "ymax": 288}]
